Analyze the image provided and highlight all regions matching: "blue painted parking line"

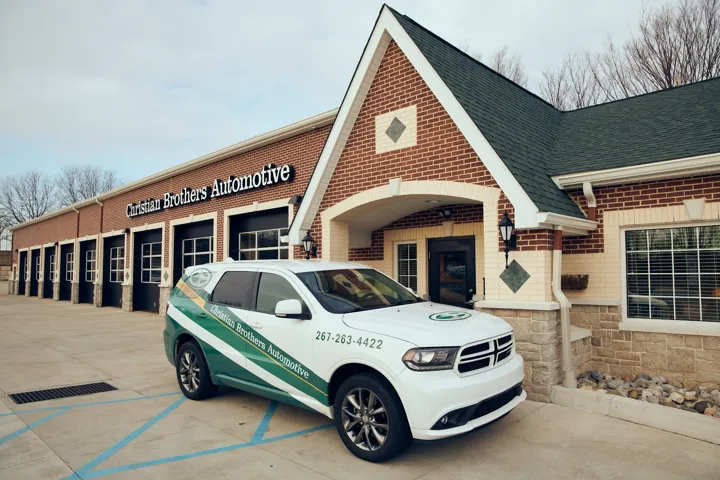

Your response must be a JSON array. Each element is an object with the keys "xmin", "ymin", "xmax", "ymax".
[
  {"xmin": 0, "ymin": 391, "xmax": 182, "ymax": 417},
  {"xmin": 0, "ymin": 406, "xmax": 72, "ymax": 446},
  {"xmin": 75, "ymin": 400, "xmax": 334, "ymax": 479}
]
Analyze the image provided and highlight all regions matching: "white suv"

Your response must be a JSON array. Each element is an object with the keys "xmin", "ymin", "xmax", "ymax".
[{"xmin": 163, "ymin": 260, "xmax": 525, "ymax": 462}]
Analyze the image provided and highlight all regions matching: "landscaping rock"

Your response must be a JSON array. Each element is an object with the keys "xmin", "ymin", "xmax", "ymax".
[
  {"xmin": 684, "ymin": 391, "xmax": 698, "ymax": 402},
  {"xmin": 616, "ymin": 386, "xmax": 630, "ymax": 397},
  {"xmin": 662, "ymin": 397, "xmax": 676, "ymax": 408},
  {"xmin": 607, "ymin": 379, "xmax": 624, "ymax": 390},
  {"xmin": 670, "ymin": 392, "xmax": 685, "ymax": 404},
  {"xmin": 629, "ymin": 390, "xmax": 639, "ymax": 399},
  {"xmin": 637, "ymin": 373, "xmax": 652, "ymax": 381},
  {"xmin": 671, "ymin": 380, "xmax": 684, "ymax": 389},
  {"xmin": 653, "ymin": 376, "xmax": 667, "ymax": 384},
  {"xmin": 597, "ymin": 381, "xmax": 608, "ymax": 390},
  {"xmin": 662, "ymin": 384, "xmax": 676, "ymax": 394},
  {"xmin": 647, "ymin": 395, "xmax": 660, "ymax": 404},
  {"xmin": 634, "ymin": 378, "xmax": 650, "ymax": 389},
  {"xmin": 589, "ymin": 370, "xmax": 603, "ymax": 382},
  {"xmin": 694, "ymin": 401, "xmax": 709, "ymax": 414},
  {"xmin": 622, "ymin": 373, "xmax": 634, "ymax": 382}
]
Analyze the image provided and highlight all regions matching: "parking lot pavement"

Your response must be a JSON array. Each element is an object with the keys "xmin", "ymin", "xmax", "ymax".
[{"xmin": 1, "ymin": 292, "xmax": 719, "ymax": 480}]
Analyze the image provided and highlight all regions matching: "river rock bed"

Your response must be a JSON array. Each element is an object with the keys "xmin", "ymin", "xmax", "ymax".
[{"xmin": 577, "ymin": 371, "xmax": 720, "ymax": 419}]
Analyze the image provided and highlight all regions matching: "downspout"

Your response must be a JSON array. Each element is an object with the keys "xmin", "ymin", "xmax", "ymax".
[
  {"xmin": 582, "ymin": 182, "xmax": 597, "ymax": 221},
  {"xmin": 72, "ymin": 206, "xmax": 80, "ymax": 238},
  {"xmin": 95, "ymin": 198, "xmax": 104, "ymax": 232},
  {"xmin": 552, "ymin": 227, "xmax": 576, "ymax": 388}
]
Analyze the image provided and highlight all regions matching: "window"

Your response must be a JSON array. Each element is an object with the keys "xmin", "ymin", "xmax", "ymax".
[
  {"xmin": 211, "ymin": 271, "xmax": 255, "ymax": 308},
  {"xmin": 109, "ymin": 246, "xmax": 125, "ymax": 283},
  {"xmin": 66, "ymin": 252, "xmax": 74, "ymax": 282},
  {"xmin": 296, "ymin": 268, "xmax": 422, "ymax": 314},
  {"xmin": 49, "ymin": 254, "xmax": 55, "ymax": 282},
  {"xmin": 256, "ymin": 273, "xmax": 303, "ymax": 314},
  {"xmin": 396, "ymin": 243, "xmax": 418, "ymax": 292},
  {"xmin": 141, "ymin": 242, "xmax": 162, "ymax": 284},
  {"xmin": 182, "ymin": 236, "xmax": 214, "ymax": 269},
  {"xmin": 239, "ymin": 228, "xmax": 289, "ymax": 260},
  {"xmin": 35, "ymin": 255, "xmax": 41, "ymax": 281},
  {"xmin": 626, "ymin": 225, "xmax": 720, "ymax": 322},
  {"xmin": 85, "ymin": 250, "xmax": 97, "ymax": 282}
]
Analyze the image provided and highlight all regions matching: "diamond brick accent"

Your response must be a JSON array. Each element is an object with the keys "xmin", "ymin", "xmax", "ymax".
[
  {"xmin": 499, "ymin": 260, "xmax": 530, "ymax": 293},
  {"xmin": 385, "ymin": 117, "xmax": 406, "ymax": 143}
]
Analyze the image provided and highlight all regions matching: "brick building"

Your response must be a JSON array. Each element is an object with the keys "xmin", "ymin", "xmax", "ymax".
[{"xmin": 9, "ymin": 6, "xmax": 720, "ymax": 401}]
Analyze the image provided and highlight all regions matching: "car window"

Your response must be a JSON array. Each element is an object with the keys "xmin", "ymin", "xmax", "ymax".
[
  {"xmin": 211, "ymin": 271, "xmax": 255, "ymax": 309},
  {"xmin": 256, "ymin": 272, "xmax": 302, "ymax": 314}
]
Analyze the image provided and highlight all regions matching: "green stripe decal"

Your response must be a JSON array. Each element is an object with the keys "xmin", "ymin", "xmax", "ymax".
[{"xmin": 170, "ymin": 277, "xmax": 329, "ymax": 405}]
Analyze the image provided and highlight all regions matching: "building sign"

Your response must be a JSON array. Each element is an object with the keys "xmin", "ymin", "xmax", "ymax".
[{"xmin": 126, "ymin": 164, "xmax": 294, "ymax": 218}]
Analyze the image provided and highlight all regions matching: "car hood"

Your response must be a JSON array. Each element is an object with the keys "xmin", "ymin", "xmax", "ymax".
[{"xmin": 342, "ymin": 302, "xmax": 512, "ymax": 347}]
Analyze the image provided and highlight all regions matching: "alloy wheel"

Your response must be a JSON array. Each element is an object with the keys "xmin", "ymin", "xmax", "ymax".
[
  {"xmin": 341, "ymin": 387, "xmax": 389, "ymax": 451},
  {"xmin": 179, "ymin": 350, "xmax": 201, "ymax": 393}
]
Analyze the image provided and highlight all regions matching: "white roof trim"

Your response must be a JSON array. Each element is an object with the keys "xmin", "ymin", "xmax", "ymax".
[
  {"xmin": 10, "ymin": 109, "xmax": 337, "ymax": 232},
  {"xmin": 553, "ymin": 152, "xmax": 720, "ymax": 190},
  {"xmin": 289, "ymin": 7, "xmax": 539, "ymax": 244}
]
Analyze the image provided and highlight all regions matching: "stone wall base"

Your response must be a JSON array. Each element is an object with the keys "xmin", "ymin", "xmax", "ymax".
[
  {"xmin": 572, "ymin": 337, "xmax": 592, "ymax": 374},
  {"xmin": 477, "ymin": 307, "xmax": 562, "ymax": 403},
  {"xmin": 159, "ymin": 287, "xmax": 171, "ymax": 317},
  {"xmin": 8, "ymin": 280, "xmax": 15, "ymax": 295},
  {"xmin": 71, "ymin": 283, "xmax": 79, "ymax": 304},
  {"xmin": 53, "ymin": 281, "xmax": 60, "ymax": 300},
  {"xmin": 25, "ymin": 281, "xmax": 30, "ymax": 297},
  {"xmin": 38, "ymin": 281, "xmax": 45, "ymax": 299},
  {"xmin": 94, "ymin": 283, "xmax": 103, "ymax": 307},
  {"xmin": 122, "ymin": 285, "xmax": 133, "ymax": 312}
]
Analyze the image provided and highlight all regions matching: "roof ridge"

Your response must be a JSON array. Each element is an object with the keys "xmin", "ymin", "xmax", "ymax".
[{"xmin": 387, "ymin": 7, "xmax": 561, "ymax": 112}]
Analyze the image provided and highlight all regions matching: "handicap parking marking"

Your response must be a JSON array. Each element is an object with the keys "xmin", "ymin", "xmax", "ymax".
[
  {"xmin": 0, "ymin": 407, "xmax": 72, "ymax": 446},
  {"xmin": 71, "ymin": 400, "xmax": 334, "ymax": 479}
]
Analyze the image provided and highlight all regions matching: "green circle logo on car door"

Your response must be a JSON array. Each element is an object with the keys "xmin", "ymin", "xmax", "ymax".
[
  {"xmin": 429, "ymin": 311, "xmax": 472, "ymax": 321},
  {"xmin": 187, "ymin": 268, "xmax": 213, "ymax": 289}
]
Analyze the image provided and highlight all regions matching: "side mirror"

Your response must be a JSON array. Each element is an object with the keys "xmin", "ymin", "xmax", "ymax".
[{"xmin": 275, "ymin": 299, "xmax": 310, "ymax": 320}]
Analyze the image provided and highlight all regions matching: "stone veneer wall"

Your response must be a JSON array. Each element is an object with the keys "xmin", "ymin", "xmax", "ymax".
[
  {"xmin": 52, "ymin": 281, "xmax": 60, "ymax": 300},
  {"xmin": 159, "ymin": 287, "xmax": 171, "ymax": 317},
  {"xmin": 477, "ymin": 308, "xmax": 561, "ymax": 402},
  {"xmin": 37, "ymin": 281, "xmax": 45, "ymax": 299},
  {"xmin": 0, "ymin": 265, "xmax": 10, "ymax": 281},
  {"xmin": 122, "ymin": 285, "xmax": 132, "ymax": 312},
  {"xmin": 572, "ymin": 337, "xmax": 592, "ymax": 374},
  {"xmin": 94, "ymin": 284, "xmax": 103, "ymax": 307},
  {"xmin": 71, "ymin": 283, "xmax": 79, "ymax": 304},
  {"xmin": 571, "ymin": 305, "xmax": 720, "ymax": 385}
]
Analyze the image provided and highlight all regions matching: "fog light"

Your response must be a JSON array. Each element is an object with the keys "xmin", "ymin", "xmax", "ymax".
[{"xmin": 440, "ymin": 415, "xmax": 448, "ymax": 425}]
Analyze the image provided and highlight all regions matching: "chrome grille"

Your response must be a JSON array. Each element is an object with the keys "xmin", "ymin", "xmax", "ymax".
[{"xmin": 457, "ymin": 332, "xmax": 514, "ymax": 375}]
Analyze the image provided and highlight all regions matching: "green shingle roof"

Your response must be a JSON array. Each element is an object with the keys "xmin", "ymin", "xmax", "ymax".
[{"xmin": 390, "ymin": 9, "xmax": 720, "ymax": 219}]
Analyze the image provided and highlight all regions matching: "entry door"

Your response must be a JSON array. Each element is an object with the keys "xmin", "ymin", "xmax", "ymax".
[
  {"xmin": 103, "ymin": 235, "xmax": 125, "ymax": 308},
  {"xmin": 133, "ymin": 229, "xmax": 162, "ymax": 313},
  {"xmin": 428, "ymin": 236, "xmax": 476, "ymax": 307},
  {"xmin": 79, "ymin": 240, "xmax": 97, "ymax": 304},
  {"xmin": 30, "ymin": 250, "xmax": 40, "ymax": 296},
  {"xmin": 17, "ymin": 251, "xmax": 27, "ymax": 295}
]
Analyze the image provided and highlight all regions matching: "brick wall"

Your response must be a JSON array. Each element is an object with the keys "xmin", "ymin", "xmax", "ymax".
[
  {"xmin": 306, "ymin": 40, "xmax": 542, "ymax": 258},
  {"xmin": 11, "ymin": 126, "xmax": 330, "ymax": 267},
  {"xmin": 571, "ymin": 306, "xmax": 720, "ymax": 385},
  {"xmin": 563, "ymin": 173, "xmax": 720, "ymax": 254}
]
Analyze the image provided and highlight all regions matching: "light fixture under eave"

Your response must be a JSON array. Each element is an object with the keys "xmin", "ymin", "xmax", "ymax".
[{"xmin": 426, "ymin": 199, "xmax": 441, "ymax": 204}]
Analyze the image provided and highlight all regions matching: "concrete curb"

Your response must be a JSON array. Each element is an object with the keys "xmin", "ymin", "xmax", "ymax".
[{"xmin": 551, "ymin": 386, "xmax": 720, "ymax": 446}]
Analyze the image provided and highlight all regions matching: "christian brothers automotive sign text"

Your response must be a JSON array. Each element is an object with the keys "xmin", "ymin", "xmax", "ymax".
[{"xmin": 126, "ymin": 164, "xmax": 294, "ymax": 218}]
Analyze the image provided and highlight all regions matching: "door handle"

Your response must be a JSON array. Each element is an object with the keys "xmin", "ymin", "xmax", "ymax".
[{"xmin": 251, "ymin": 322, "xmax": 263, "ymax": 329}]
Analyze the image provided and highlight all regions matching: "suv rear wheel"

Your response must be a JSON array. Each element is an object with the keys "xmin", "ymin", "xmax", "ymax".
[
  {"xmin": 333, "ymin": 372, "xmax": 411, "ymax": 462},
  {"xmin": 176, "ymin": 341, "xmax": 217, "ymax": 400}
]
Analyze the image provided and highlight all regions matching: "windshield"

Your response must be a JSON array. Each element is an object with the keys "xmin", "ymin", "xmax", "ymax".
[{"xmin": 295, "ymin": 268, "xmax": 424, "ymax": 314}]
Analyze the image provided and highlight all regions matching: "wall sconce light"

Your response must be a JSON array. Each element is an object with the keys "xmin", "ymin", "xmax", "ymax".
[
  {"xmin": 302, "ymin": 232, "xmax": 316, "ymax": 260},
  {"xmin": 437, "ymin": 209, "xmax": 452, "ymax": 220},
  {"xmin": 122, "ymin": 228, "xmax": 130, "ymax": 234},
  {"xmin": 498, "ymin": 211, "xmax": 516, "ymax": 269}
]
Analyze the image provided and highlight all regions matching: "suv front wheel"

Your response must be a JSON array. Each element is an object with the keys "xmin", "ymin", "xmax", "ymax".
[{"xmin": 333, "ymin": 372, "xmax": 411, "ymax": 462}]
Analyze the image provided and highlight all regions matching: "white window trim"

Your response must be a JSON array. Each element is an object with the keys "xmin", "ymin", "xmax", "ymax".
[
  {"xmin": 129, "ymin": 222, "xmax": 165, "ymax": 287},
  {"xmin": 35, "ymin": 255, "xmax": 41, "ymax": 281},
  {"xmin": 49, "ymin": 254, "xmax": 56, "ymax": 282},
  {"xmin": 182, "ymin": 236, "xmax": 215, "ymax": 270},
  {"xmin": 65, "ymin": 252, "xmax": 74, "ymax": 282},
  {"xmin": 140, "ymin": 241, "xmax": 162, "ymax": 284},
  {"xmin": 620, "ymin": 221, "xmax": 720, "ymax": 329},
  {"xmin": 109, "ymin": 246, "xmax": 125, "ymax": 283},
  {"xmin": 394, "ymin": 241, "xmax": 418, "ymax": 292},
  {"xmin": 85, "ymin": 249, "xmax": 97, "ymax": 283},
  {"xmin": 238, "ymin": 227, "xmax": 290, "ymax": 261},
  {"xmin": 223, "ymin": 199, "xmax": 293, "ymax": 261}
]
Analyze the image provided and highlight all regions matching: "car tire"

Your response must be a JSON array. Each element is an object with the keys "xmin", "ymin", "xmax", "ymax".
[
  {"xmin": 176, "ymin": 341, "xmax": 217, "ymax": 400},
  {"xmin": 333, "ymin": 372, "xmax": 411, "ymax": 462}
]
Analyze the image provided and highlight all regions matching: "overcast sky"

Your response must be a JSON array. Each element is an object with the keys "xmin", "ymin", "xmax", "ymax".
[{"xmin": 0, "ymin": 0, "xmax": 677, "ymax": 183}]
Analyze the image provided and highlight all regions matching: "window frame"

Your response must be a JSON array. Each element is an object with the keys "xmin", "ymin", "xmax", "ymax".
[
  {"xmin": 621, "ymin": 222, "xmax": 720, "ymax": 324},
  {"xmin": 109, "ymin": 246, "xmax": 125, "ymax": 284},
  {"xmin": 85, "ymin": 249, "xmax": 97, "ymax": 283},
  {"xmin": 140, "ymin": 242, "xmax": 162, "ymax": 284},
  {"xmin": 182, "ymin": 236, "xmax": 214, "ymax": 270},
  {"xmin": 65, "ymin": 252, "xmax": 74, "ymax": 282},
  {"xmin": 49, "ymin": 253, "xmax": 56, "ymax": 282},
  {"xmin": 394, "ymin": 241, "xmax": 418, "ymax": 293},
  {"xmin": 238, "ymin": 228, "xmax": 289, "ymax": 261}
]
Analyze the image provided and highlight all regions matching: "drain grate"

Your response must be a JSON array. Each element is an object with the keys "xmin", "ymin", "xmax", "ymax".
[{"xmin": 9, "ymin": 382, "xmax": 117, "ymax": 405}]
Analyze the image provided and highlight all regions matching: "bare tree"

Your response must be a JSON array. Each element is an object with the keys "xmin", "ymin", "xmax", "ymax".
[
  {"xmin": 489, "ymin": 45, "xmax": 529, "ymax": 87},
  {"xmin": 539, "ymin": 0, "xmax": 720, "ymax": 109},
  {"xmin": 56, "ymin": 165, "xmax": 121, "ymax": 207},
  {"xmin": 0, "ymin": 171, "xmax": 56, "ymax": 225}
]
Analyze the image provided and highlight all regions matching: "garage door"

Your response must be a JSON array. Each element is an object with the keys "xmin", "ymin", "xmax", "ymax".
[
  {"xmin": 172, "ymin": 220, "xmax": 214, "ymax": 286},
  {"xmin": 29, "ymin": 249, "xmax": 40, "ymax": 296},
  {"xmin": 79, "ymin": 240, "xmax": 97, "ymax": 304},
  {"xmin": 102, "ymin": 235, "xmax": 125, "ymax": 308},
  {"xmin": 228, "ymin": 207, "xmax": 288, "ymax": 261},
  {"xmin": 59, "ymin": 244, "xmax": 74, "ymax": 301},
  {"xmin": 133, "ymin": 229, "xmax": 162, "ymax": 313},
  {"xmin": 43, "ymin": 246, "xmax": 55, "ymax": 299},
  {"xmin": 17, "ymin": 251, "xmax": 27, "ymax": 295}
]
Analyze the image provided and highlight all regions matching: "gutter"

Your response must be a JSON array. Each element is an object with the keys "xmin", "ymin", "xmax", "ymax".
[
  {"xmin": 9, "ymin": 109, "xmax": 338, "ymax": 232},
  {"xmin": 552, "ymin": 228, "xmax": 576, "ymax": 389}
]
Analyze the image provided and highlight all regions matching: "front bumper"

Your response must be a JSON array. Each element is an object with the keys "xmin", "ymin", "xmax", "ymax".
[{"xmin": 393, "ymin": 354, "xmax": 525, "ymax": 440}]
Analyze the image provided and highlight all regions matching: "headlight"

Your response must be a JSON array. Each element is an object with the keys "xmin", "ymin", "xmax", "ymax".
[{"xmin": 402, "ymin": 347, "xmax": 458, "ymax": 371}]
